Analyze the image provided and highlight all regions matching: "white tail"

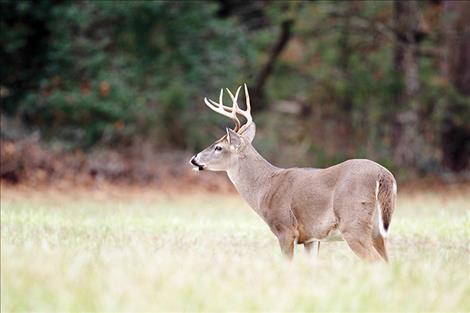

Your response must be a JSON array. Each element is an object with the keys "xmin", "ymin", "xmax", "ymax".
[{"xmin": 191, "ymin": 84, "xmax": 397, "ymax": 262}]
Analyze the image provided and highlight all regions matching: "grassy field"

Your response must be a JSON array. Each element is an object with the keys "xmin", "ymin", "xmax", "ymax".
[{"xmin": 1, "ymin": 185, "xmax": 469, "ymax": 312}]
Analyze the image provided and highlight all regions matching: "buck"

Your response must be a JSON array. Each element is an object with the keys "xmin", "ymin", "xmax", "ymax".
[{"xmin": 190, "ymin": 84, "xmax": 397, "ymax": 262}]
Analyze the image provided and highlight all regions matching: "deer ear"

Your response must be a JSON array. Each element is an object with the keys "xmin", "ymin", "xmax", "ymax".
[
  {"xmin": 226, "ymin": 128, "xmax": 242, "ymax": 150},
  {"xmin": 240, "ymin": 122, "xmax": 256, "ymax": 143}
]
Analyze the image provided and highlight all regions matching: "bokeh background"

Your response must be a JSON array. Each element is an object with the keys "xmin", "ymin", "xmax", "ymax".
[
  {"xmin": 2, "ymin": 2, "xmax": 470, "ymax": 312},
  {"xmin": 1, "ymin": 0, "xmax": 469, "ymax": 188}
]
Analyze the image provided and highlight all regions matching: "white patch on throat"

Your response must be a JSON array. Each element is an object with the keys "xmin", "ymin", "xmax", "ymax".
[{"xmin": 226, "ymin": 170, "xmax": 236, "ymax": 185}]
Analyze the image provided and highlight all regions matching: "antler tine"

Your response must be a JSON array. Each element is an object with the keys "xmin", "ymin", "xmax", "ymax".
[
  {"xmin": 242, "ymin": 83, "xmax": 252, "ymax": 121},
  {"xmin": 208, "ymin": 88, "xmax": 238, "ymax": 112},
  {"xmin": 204, "ymin": 88, "xmax": 241, "ymax": 132},
  {"xmin": 225, "ymin": 85, "xmax": 242, "ymax": 110},
  {"xmin": 236, "ymin": 83, "xmax": 253, "ymax": 133}
]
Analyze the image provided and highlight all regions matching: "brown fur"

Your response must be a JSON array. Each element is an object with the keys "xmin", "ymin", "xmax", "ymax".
[{"xmin": 193, "ymin": 136, "xmax": 397, "ymax": 262}]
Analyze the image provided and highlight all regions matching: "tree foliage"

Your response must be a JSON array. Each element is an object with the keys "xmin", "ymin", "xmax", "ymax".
[
  {"xmin": 1, "ymin": 0, "xmax": 469, "ymax": 174},
  {"xmin": 1, "ymin": 0, "xmax": 254, "ymax": 148}
]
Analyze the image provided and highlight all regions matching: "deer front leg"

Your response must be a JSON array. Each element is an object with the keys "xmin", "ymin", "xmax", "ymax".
[
  {"xmin": 263, "ymin": 206, "xmax": 299, "ymax": 260},
  {"xmin": 277, "ymin": 230, "xmax": 296, "ymax": 260}
]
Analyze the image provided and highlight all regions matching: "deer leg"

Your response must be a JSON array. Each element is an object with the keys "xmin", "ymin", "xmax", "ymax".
[
  {"xmin": 304, "ymin": 241, "xmax": 320, "ymax": 256},
  {"xmin": 372, "ymin": 233, "xmax": 389, "ymax": 262},
  {"xmin": 275, "ymin": 227, "xmax": 297, "ymax": 260},
  {"xmin": 341, "ymin": 230, "xmax": 382, "ymax": 262},
  {"xmin": 336, "ymin": 200, "xmax": 383, "ymax": 262}
]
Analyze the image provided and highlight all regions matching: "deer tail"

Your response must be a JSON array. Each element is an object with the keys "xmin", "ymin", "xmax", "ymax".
[{"xmin": 375, "ymin": 172, "xmax": 397, "ymax": 237}]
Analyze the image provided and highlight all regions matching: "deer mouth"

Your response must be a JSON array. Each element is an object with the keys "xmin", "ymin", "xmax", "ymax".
[{"xmin": 190, "ymin": 157, "xmax": 204, "ymax": 171}]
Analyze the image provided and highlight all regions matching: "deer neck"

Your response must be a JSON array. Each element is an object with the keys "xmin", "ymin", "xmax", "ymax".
[{"xmin": 226, "ymin": 144, "xmax": 278, "ymax": 210}]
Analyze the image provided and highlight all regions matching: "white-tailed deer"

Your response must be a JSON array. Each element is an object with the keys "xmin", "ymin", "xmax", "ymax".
[{"xmin": 190, "ymin": 84, "xmax": 397, "ymax": 262}]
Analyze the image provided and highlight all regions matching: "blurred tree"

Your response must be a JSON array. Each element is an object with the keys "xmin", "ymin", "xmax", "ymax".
[
  {"xmin": 391, "ymin": 0, "xmax": 423, "ymax": 168},
  {"xmin": 1, "ymin": 1, "xmax": 254, "ymax": 149},
  {"xmin": 440, "ymin": 0, "xmax": 470, "ymax": 171},
  {"xmin": 253, "ymin": 17, "xmax": 294, "ymax": 111},
  {"xmin": 1, "ymin": 0, "xmax": 469, "ymax": 176},
  {"xmin": 0, "ymin": 0, "xmax": 54, "ymax": 112}
]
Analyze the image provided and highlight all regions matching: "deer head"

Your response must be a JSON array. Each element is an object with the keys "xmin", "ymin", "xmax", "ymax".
[{"xmin": 190, "ymin": 84, "xmax": 256, "ymax": 171}]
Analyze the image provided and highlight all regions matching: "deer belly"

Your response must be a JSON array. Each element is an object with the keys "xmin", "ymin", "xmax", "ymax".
[{"xmin": 304, "ymin": 229, "xmax": 344, "ymax": 243}]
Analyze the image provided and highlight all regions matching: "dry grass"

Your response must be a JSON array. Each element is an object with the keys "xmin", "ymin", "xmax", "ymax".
[{"xmin": 1, "ymin": 184, "xmax": 469, "ymax": 312}]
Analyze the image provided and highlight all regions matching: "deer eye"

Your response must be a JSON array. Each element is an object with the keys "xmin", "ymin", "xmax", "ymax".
[{"xmin": 215, "ymin": 145, "xmax": 222, "ymax": 151}]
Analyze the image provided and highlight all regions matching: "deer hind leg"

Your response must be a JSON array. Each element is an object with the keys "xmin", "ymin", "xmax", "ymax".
[
  {"xmin": 372, "ymin": 233, "xmax": 389, "ymax": 262},
  {"xmin": 341, "ymin": 230, "xmax": 382, "ymax": 262},
  {"xmin": 304, "ymin": 241, "xmax": 320, "ymax": 256},
  {"xmin": 372, "ymin": 199, "xmax": 390, "ymax": 262},
  {"xmin": 338, "ymin": 202, "xmax": 383, "ymax": 262}
]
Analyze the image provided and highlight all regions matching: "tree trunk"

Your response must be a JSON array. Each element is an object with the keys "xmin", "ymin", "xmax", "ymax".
[
  {"xmin": 440, "ymin": 0, "xmax": 470, "ymax": 172},
  {"xmin": 338, "ymin": 5, "xmax": 353, "ymax": 113},
  {"xmin": 391, "ymin": 0, "xmax": 422, "ymax": 169},
  {"xmin": 252, "ymin": 18, "xmax": 294, "ymax": 112}
]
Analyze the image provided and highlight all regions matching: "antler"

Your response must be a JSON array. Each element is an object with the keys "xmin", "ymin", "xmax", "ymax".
[
  {"xmin": 235, "ymin": 84, "xmax": 252, "ymax": 134},
  {"xmin": 204, "ymin": 83, "xmax": 253, "ymax": 134},
  {"xmin": 204, "ymin": 87, "xmax": 241, "ymax": 132}
]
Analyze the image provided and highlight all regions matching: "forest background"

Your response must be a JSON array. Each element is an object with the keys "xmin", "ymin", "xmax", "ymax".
[{"xmin": 1, "ymin": 0, "xmax": 469, "ymax": 189}]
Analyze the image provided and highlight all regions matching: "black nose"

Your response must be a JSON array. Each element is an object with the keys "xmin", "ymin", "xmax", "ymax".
[{"xmin": 190, "ymin": 156, "xmax": 204, "ymax": 171}]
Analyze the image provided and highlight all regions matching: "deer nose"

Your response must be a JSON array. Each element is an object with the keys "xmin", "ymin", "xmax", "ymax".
[
  {"xmin": 190, "ymin": 155, "xmax": 204, "ymax": 171},
  {"xmin": 190, "ymin": 156, "xmax": 198, "ymax": 166}
]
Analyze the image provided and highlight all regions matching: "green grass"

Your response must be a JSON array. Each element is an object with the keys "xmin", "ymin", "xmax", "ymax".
[{"xmin": 1, "ymin": 187, "xmax": 469, "ymax": 312}]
